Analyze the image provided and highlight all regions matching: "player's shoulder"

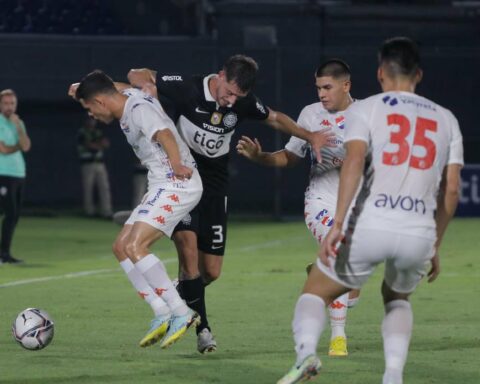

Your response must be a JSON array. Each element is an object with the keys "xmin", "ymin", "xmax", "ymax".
[{"xmin": 298, "ymin": 101, "xmax": 326, "ymax": 119}]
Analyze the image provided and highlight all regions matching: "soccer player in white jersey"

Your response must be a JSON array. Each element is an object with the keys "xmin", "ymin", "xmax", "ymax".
[
  {"xmin": 277, "ymin": 37, "xmax": 463, "ymax": 384},
  {"xmin": 74, "ymin": 70, "xmax": 203, "ymax": 349},
  {"xmin": 237, "ymin": 59, "xmax": 360, "ymax": 357}
]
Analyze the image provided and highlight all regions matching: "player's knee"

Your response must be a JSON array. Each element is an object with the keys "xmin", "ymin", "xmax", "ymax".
[
  {"xmin": 125, "ymin": 239, "xmax": 148, "ymax": 259},
  {"xmin": 203, "ymin": 267, "xmax": 221, "ymax": 283},
  {"xmin": 112, "ymin": 239, "xmax": 126, "ymax": 260},
  {"xmin": 381, "ymin": 281, "xmax": 409, "ymax": 303}
]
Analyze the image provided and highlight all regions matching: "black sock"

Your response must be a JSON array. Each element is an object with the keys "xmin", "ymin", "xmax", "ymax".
[{"xmin": 181, "ymin": 276, "xmax": 209, "ymax": 334}]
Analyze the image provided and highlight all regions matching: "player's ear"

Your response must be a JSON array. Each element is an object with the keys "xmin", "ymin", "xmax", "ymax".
[
  {"xmin": 377, "ymin": 67, "xmax": 384, "ymax": 85},
  {"xmin": 218, "ymin": 70, "xmax": 226, "ymax": 81},
  {"xmin": 343, "ymin": 79, "xmax": 351, "ymax": 93},
  {"xmin": 415, "ymin": 68, "xmax": 423, "ymax": 85}
]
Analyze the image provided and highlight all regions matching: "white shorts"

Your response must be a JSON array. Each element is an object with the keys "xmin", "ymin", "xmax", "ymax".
[
  {"xmin": 317, "ymin": 228, "xmax": 435, "ymax": 293},
  {"xmin": 125, "ymin": 170, "xmax": 202, "ymax": 237},
  {"xmin": 304, "ymin": 198, "xmax": 336, "ymax": 243}
]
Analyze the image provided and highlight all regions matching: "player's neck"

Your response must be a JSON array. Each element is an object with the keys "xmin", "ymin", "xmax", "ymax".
[
  {"xmin": 327, "ymin": 94, "xmax": 353, "ymax": 114},
  {"xmin": 111, "ymin": 93, "xmax": 128, "ymax": 119},
  {"xmin": 208, "ymin": 75, "xmax": 218, "ymax": 101},
  {"xmin": 381, "ymin": 78, "xmax": 416, "ymax": 93}
]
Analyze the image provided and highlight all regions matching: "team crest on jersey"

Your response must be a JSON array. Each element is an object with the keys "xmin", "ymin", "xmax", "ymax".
[
  {"xmin": 211, "ymin": 112, "xmax": 223, "ymax": 125},
  {"xmin": 335, "ymin": 116, "xmax": 345, "ymax": 129},
  {"xmin": 223, "ymin": 112, "xmax": 238, "ymax": 128}
]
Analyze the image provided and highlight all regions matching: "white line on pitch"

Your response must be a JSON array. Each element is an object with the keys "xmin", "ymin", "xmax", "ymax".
[{"xmin": 0, "ymin": 235, "xmax": 310, "ymax": 289}]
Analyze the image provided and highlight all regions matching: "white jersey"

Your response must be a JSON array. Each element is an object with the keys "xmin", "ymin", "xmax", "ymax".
[
  {"xmin": 285, "ymin": 101, "xmax": 348, "ymax": 204},
  {"xmin": 344, "ymin": 91, "xmax": 464, "ymax": 239},
  {"xmin": 120, "ymin": 88, "xmax": 196, "ymax": 187}
]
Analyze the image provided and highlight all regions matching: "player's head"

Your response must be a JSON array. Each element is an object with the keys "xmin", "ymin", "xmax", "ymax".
[
  {"xmin": 377, "ymin": 37, "xmax": 422, "ymax": 90},
  {"xmin": 0, "ymin": 89, "xmax": 18, "ymax": 118},
  {"xmin": 76, "ymin": 70, "xmax": 118, "ymax": 124},
  {"xmin": 215, "ymin": 54, "xmax": 257, "ymax": 107},
  {"xmin": 314, "ymin": 59, "xmax": 351, "ymax": 112}
]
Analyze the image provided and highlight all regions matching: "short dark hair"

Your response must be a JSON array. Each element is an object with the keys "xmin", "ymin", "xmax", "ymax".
[
  {"xmin": 76, "ymin": 70, "xmax": 117, "ymax": 101},
  {"xmin": 378, "ymin": 37, "xmax": 420, "ymax": 78},
  {"xmin": 223, "ymin": 54, "xmax": 258, "ymax": 93},
  {"xmin": 315, "ymin": 59, "xmax": 351, "ymax": 79}
]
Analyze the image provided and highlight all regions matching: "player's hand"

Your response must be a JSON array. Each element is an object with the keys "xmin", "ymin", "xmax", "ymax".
[
  {"xmin": 68, "ymin": 83, "xmax": 79, "ymax": 99},
  {"xmin": 142, "ymin": 82, "xmax": 158, "ymax": 99},
  {"xmin": 171, "ymin": 162, "xmax": 193, "ymax": 181},
  {"xmin": 427, "ymin": 251, "xmax": 440, "ymax": 283},
  {"xmin": 308, "ymin": 128, "xmax": 337, "ymax": 163},
  {"xmin": 236, "ymin": 136, "xmax": 262, "ymax": 160},
  {"xmin": 318, "ymin": 223, "xmax": 343, "ymax": 267},
  {"xmin": 9, "ymin": 113, "xmax": 22, "ymax": 128}
]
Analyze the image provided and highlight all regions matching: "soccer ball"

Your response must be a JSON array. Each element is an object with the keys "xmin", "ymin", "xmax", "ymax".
[{"xmin": 12, "ymin": 308, "xmax": 54, "ymax": 350}]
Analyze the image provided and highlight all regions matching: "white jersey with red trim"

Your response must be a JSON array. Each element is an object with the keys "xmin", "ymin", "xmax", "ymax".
[
  {"xmin": 120, "ymin": 88, "xmax": 197, "ymax": 187},
  {"xmin": 344, "ymin": 91, "xmax": 464, "ymax": 239},
  {"xmin": 285, "ymin": 101, "xmax": 349, "ymax": 205}
]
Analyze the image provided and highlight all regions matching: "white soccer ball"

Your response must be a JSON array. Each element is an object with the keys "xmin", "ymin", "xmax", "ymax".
[{"xmin": 12, "ymin": 308, "xmax": 54, "ymax": 350}]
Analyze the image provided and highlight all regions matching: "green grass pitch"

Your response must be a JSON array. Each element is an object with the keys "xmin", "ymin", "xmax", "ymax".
[{"xmin": 0, "ymin": 217, "xmax": 479, "ymax": 383}]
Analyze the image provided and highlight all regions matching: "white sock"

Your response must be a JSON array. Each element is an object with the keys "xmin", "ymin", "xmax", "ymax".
[
  {"xmin": 382, "ymin": 300, "xmax": 413, "ymax": 384},
  {"xmin": 135, "ymin": 254, "xmax": 188, "ymax": 316},
  {"xmin": 292, "ymin": 293, "xmax": 326, "ymax": 366},
  {"xmin": 329, "ymin": 292, "xmax": 348, "ymax": 339},
  {"xmin": 119, "ymin": 259, "xmax": 170, "ymax": 316}
]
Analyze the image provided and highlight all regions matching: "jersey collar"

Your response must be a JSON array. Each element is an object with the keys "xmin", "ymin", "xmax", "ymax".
[{"xmin": 203, "ymin": 74, "xmax": 219, "ymax": 109}]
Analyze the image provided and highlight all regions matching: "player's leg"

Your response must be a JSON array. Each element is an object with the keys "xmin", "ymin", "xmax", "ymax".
[
  {"xmin": 278, "ymin": 265, "xmax": 349, "ymax": 384},
  {"xmin": 96, "ymin": 163, "xmax": 113, "ymax": 218},
  {"xmin": 125, "ymin": 221, "xmax": 199, "ymax": 348},
  {"xmin": 304, "ymin": 199, "xmax": 350, "ymax": 356},
  {"xmin": 81, "ymin": 163, "xmax": 95, "ymax": 216},
  {"xmin": 380, "ymin": 234, "xmax": 433, "ymax": 384},
  {"xmin": 0, "ymin": 176, "xmax": 23, "ymax": 263},
  {"xmin": 194, "ymin": 195, "xmax": 227, "ymax": 353},
  {"xmin": 112, "ymin": 223, "xmax": 169, "ymax": 320}
]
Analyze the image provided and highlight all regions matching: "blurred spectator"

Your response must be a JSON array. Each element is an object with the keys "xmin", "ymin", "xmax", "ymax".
[
  {"xmin": 0, "ymin": 89, "xmax": 31, "ymax": 264},
  {"xmin": 77, "ymin": 116, "xmax": 112, "ymax": 218}
]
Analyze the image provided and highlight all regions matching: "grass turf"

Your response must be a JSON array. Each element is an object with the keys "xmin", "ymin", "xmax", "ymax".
[{"xmin": 0, "ymin": 217, "xmax": 479, "ymax": 383}]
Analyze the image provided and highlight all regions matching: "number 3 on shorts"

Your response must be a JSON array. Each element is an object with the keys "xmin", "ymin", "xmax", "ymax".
[{"xmin": 212, "ymin": 225, "xmax": 224, "ymax": 244}]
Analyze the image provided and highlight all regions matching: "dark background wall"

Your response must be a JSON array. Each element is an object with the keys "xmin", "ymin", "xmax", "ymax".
[{"xmin": 0, "ymin": 2, "xmax": 478, "ymax": 216}]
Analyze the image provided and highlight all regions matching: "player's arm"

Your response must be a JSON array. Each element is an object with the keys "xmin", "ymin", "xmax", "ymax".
[
  {"xmin": 265, "ymin": 108, "xmax": 335, "ymax": 162},
  {"xmin": 428, "ymin": 163, "xmax": 462, "ymax": 282},
  {"xmin": 127, "ymin": 68, "xmax": 157, "ymax": 88},
  {"xmin": 236, "ymin": 135, "xmax": 300, "ymax": 167},
  {"xmin": 0, "ymin": 114, "xmax": 31, "ymax": 153},
  {"xmin": 152, "ymin": 129, "xmax": 192, "ymax": 180},
  {"xmin": 319, "ymin": 140, "xmax": 367, "ymax": 265}
]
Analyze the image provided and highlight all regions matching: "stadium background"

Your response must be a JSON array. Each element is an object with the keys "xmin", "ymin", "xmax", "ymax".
[{"xmin": 1, "ymin": 0, "xmax": 478, "ymax": 217}]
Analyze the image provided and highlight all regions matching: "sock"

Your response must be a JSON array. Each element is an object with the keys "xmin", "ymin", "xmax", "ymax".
[
  {"xmin": 135, "ymin": 254, "xmax": 188, "ymax": 316},
  {"xmin": 180, "ymin": 276, "xmax": 208, "ymax": 334},
  {"xmin": 120, "ymin": 258, "xmax": 170, "ymax": 316},
  {"xmin": 329, "ymin": 292, "xmax": 349, "ymax": 339},
  {"xmin": 292, "ymin": 293, "xmax": 327, "ymax": 366},
  {"xmin": 382, "ymin": 300, "xmax": 413, "ymax": 384}
]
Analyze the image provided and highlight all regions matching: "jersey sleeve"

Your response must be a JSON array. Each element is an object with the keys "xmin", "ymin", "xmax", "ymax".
[
  {"xmin": 284, "ymin": 107, "xmax": 310, "ymax": 158},
  {"xmin": 242, "ymin": 93, "xmax": 270, "ymax": 120},
  {"xmin": 131, "ymin": 102, "xmax": 175, "ymax": 141},
  {"xmin": 446, "ymin": 111, "xmax": 464, "ymax": 166},
  {"xmin": 343, "ymin": 100, "xmax": 371, "ymax": 144}
]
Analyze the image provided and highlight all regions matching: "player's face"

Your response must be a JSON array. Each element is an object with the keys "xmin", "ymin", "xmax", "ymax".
[
  {"xmin": 215, "ymin": 71, "xmax": 248, "ymax": 107},
  {"xmin": 80, "ymin": 98, "xmax": 114, "ymax": 124},
  {"xmin": 0, "ymin": 95, "xmax": 17, "ymax": 118},
  {"xmin": 316, "ymin": 76, "xmax": 351, "ymax": 112}
]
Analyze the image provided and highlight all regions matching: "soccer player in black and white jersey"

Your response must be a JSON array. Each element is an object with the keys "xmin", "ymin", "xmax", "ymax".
[
  {"xmin": 237, "ymin": 59, "xmax": 361, "ymax": 357},
  {"xmin": 277, "ymin": 38, "xmax": 463, "ymax": 384},
  {"xmin": 128, "ymin": 55, "xmax": 333, "ymax": 353},
  {"xmin": 72, "ymin": 70, "xmax": 203, "ymax": 350}
]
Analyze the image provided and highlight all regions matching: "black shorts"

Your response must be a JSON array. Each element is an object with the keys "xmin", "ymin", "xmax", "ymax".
[{"xmin": 173, "ymin": 194, "xmax": 227, "ymax": 256}]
